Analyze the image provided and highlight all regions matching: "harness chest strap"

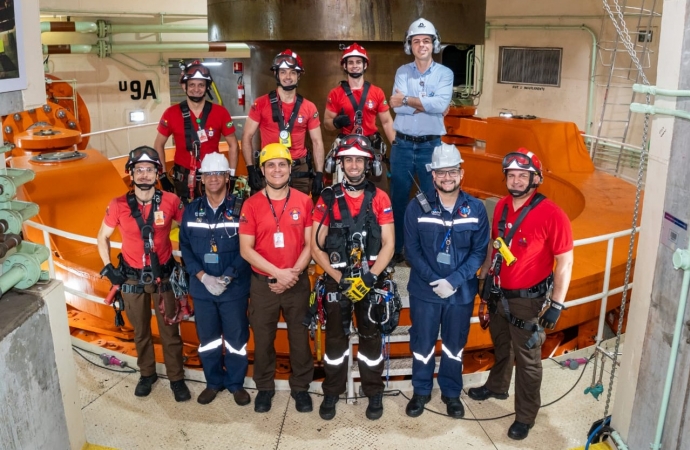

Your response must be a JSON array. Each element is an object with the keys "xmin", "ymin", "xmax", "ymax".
[
  {"xmin": 340, "ymin": 81, "xmax": 371, "ymax": 128},
  {"xmin": 180, "ymin": 100, "xmax": 213, "ymax": 161}
]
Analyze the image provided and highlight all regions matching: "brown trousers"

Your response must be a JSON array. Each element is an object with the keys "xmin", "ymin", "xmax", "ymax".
[
  {"xmin": 485, "ymin": 295, "xmax": 546, "ymax": 425},
  {"xmin": 248, "ymin": 272, "xmax": 314, "ymax": 392},
  {"xmin": 289, "ymin": 161, "xmax": 311, "ymax": 196},
  {"xmin": 122, "ymin": 280, "xmax": 185, "ymax": 381}
]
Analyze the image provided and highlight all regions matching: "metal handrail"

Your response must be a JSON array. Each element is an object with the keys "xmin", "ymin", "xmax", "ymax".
[{"xmin": 26, "ymin": 219, "xmax": 639, "ymax": 340}]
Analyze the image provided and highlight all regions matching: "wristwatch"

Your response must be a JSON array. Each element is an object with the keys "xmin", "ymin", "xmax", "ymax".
[{"xmin": 402, "ymin": 96, "xmax": 409, "ymax": 107}]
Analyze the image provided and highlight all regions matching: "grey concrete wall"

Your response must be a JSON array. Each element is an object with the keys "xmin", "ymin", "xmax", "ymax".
[
  {"xmin": 626, "ymin": 9, "xmax": 690, "ymax": 449},
  {"xmin": 0, "ymin": 292, "xmax": 71, "ymax": 450}
]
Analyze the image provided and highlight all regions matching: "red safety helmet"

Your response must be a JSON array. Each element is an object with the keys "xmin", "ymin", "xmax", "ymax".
[
  {"xmin": 335, "ymin": 135, "xmax": 375, "ymax": 159},
  {"xmin": 271, "ymin": 49, "xmax": 304, "ymax": 73},
  {"xmin": 340, "ymin": 43, "xmax": 369, "ymax": 65},
  {"xmin": 179, "ymin": 60, "xmax": 213, "ymax": 84},
  {"xmin": 125, "ymin": 146, "xmax": 163, "ymax": 174},
  {"xmin": 502, "ymin": 148, "xmax": 543, "ymax": 178}
]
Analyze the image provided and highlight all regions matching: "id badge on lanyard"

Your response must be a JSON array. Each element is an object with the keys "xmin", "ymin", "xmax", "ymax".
[
  {"xmin": 197, "ymin": 129, "xmax": 209, "ymax": 143},
  {"xmin": 274, "ymin": 232, "xmax": 285, "ymax": 248},
  {"xmin": 436, "ymin": 228, "xmax": 451, "ymax": 265}
]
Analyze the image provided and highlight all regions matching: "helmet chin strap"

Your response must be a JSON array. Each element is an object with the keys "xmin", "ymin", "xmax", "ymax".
[
  {"xmin": 342, "ymin": 175, "xmax": 367, "ymax": 191},
  {"xmin": 265, "ymin": 179, "xmax": 290, "ymax": 190},
  {"xmin": 187, "ymin": 95, "xmax": 205, "ymax": 103},
  {"xmin": 133, "ymin": 182, "xmax": 156, "ymax": 191},
  {"xmin": 346, "ymin": 71, "xmax": 364, "ymax": 79},
  {"xmin": 274, "ymin": 73, "xmax": 299, "ymax": 91}
]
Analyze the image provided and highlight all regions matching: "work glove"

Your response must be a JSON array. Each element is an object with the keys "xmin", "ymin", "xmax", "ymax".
[
  {"xmin": 311, "ymin": 172, "xmax": 324, "ymax": 200},
  {"xmin": 201, "ymin": 274, "xmax": 227, "ymax": 296},
  {"xmin": 246, "ymin": 165, "xmax": 263, "ymax": 192},
  {"xmin": 339, "ymin": 277, "xmax": 370, "ymax": 302},
  {"xmin": 362, "ymin": 271, "xmax": 378, "ymax": 289},
  {"xmin": 100, "ymin": 263, "xmax": 127, "ymax": 286},
  {"xmin": 538, "ymin": 298, "xmax": 564, "ymax": 330},
  {"xmin": 333, "ymin": 114, "xmax": 352, "ymax": 129},
  {"xmin": 430, "ymin": 279, "xmax": 456, "ymax": 299},
  {"xmin": 478, "ymin": 299, "xmax": 491, "ymax": 330}
]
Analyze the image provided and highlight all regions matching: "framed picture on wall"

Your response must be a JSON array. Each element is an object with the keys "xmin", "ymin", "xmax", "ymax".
[{"xmin": 0, "ymin": 0, "xmax": 27, "ymax": 92}]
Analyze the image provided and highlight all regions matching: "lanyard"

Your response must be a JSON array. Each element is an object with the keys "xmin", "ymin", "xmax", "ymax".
[
  {"xmin": 265, "ymin": 188, "xmax": 291, "ymax": 232},
  {"xmin": 436, "ymin": 192, "xmax": 458, "ymax": 252}
]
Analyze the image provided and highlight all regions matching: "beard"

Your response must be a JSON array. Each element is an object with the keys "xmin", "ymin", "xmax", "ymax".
[{"xmin": 434, "ymin": 180, "xmax": 459, "ymax": 194}]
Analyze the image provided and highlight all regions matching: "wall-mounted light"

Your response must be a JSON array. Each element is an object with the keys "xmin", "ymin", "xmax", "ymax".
[
  {"xmin": 128, "ymin": 110, "xmax": 146, "ymax": 123},
  {"xmin": 201, "ymin": 61, "xmax": 223, "ymax": 67}
]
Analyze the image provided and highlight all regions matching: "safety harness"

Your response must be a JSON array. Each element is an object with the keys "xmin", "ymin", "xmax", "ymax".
[
  {"xmin": 340, "ymin": 80, "xmax": 371, "ymax": 135},
  {"xmin": 177, "ymin": 100, "xmax": 213, "ymax": 200},
  {"xmin": 267, "ymin": 90, "xmax": 312, "ymax": 181},
  {"xmin": 488, "ymin": 193, "xmax": 550, "ymax": 349},
  {"xmin": 123, "ymin": 190, "xmax": 191, "ymax": 325}
]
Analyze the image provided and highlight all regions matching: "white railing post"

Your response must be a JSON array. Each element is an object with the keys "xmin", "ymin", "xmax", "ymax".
[
  {"xmin": 596, "ymin": 237, "xmax": 615, "ymax": 344},
  {"xmin": 42, "ymin": 229, "xmax": 56, "ymax": 278}
]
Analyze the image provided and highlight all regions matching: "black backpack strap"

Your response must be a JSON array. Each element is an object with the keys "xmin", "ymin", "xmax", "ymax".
[{"xmin": 198, "ymin": 100, "xmax": 213, "ymax": 131}]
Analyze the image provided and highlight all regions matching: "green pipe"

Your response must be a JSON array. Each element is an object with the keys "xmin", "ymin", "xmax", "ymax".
[
  {"xmin": 109, "ymin": 24, "xmax": 208, "ymax": 34},
  {"xmin": 633, "ymin": 83, "xmax": 690, "ymax": 97},
  {"xmin": 652, "ymin": 247, "xmax": 690, "ymax": 449},
  {"xmin": 43, "ymin": 43, "xmax": 250, "ymax": 56},
  {"xmin": 0, "ymin": 266, "xmax": 27, "ymax": 296},
  {"xmin": 485, "ymin": 24, "xmax": 597, "ymax": 136},
  {"xmin": 630, "ymin": 103, "xmax": 690, "ymax": 121}
]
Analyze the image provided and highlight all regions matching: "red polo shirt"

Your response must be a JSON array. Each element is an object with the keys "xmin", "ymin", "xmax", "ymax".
[{"xmin": 326, "ymin": 83, "xmax": 389, "ymax": 136}]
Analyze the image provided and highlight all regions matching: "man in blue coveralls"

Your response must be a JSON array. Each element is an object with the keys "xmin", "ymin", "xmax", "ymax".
[
  {"xmin": 403, "ymin": 143, "xmax": 489, "ymax": 418},
  {"xmin": 179, "ymin": 152, "xmax": 251, "ymax": 406}
]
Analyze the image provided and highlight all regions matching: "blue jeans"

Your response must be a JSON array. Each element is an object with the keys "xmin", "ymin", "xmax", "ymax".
[{"xmin": 389, "ymin": 136, "xmax": 439, "ymax": 253}]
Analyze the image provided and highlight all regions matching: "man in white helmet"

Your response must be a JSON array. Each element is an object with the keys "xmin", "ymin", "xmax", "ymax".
[
  {"xmin": 389, "ymin": 18, "xmax": 454, "ymax": 265},
  {"xmin": 154, "ymin": 60, "xmax": 239, "ymax": 203},
  {"xmin": 179, "ymin": 152, "xmax": 251, "ymax": 407},
  {"xmin": 403, "ymin": 143, "xmax": 489, "ymax": 419}
]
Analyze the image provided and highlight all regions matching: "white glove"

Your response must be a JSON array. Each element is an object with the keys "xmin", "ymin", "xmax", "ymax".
[
  {"xmin": 430, "ymin": 279, "xmax": 456, "ymax": 299},
  {"xmin": 201, "ymin": 274, "xmax": 227, "ymax": 296}
]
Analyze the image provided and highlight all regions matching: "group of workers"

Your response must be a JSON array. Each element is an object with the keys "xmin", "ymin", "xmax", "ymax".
[{"xmin": 95, "ymin": 17, "xmax": 573, "ymax": 441}]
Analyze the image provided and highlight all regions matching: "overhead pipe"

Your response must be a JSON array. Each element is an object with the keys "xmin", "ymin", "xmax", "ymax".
[
  {"xmin": 630, "ymin": 103, "xmax": 690, "ymax": 121},
  {"xmin": 40, "ymin": 20, "xmax": 207, "ymax": 36},
  {"xmin": 632, "ymin": 83, "xmax": 690, "ymax": 97},
  {"xmin": 43, "ymin": 42, "xmax": 250, "ymax": 58},
  {"xmin": 485, "ymin": 24, "xmax": 598, "ymax": 136},
  {"xmin": 40, "ymin": 21, "xmax": 98, "ymax": 33},
  {"xmin": 651, "ymin": 246, "xmax": 690, "ymax": 450}
]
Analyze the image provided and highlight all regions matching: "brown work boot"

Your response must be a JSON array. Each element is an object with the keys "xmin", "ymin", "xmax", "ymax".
[
  {"xmin": 197, "ymin": 387, "xmax": 222, "ymax": 405},
  {"xmin": 232, "ymin": 389, "xmax": 251, "ymax": 406}
]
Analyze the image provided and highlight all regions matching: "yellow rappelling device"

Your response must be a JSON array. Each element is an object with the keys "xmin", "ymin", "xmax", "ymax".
[{"xmin": 493, "ymin": 237, "xmax": 517, "ymax": 266}]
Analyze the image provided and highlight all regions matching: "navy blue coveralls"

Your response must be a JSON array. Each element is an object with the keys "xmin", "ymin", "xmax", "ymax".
[
  {"xmin": 403, "ymin": 189, "xmax": 489, "ymax": 397},
  {"xmin": 179, "ymin": 194, "xmax": 251, "ymax": 393}
]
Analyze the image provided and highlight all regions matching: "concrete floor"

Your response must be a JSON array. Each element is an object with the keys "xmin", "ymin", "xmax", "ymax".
[{"xmin": 74, "ymin": 339, "xmax": 620, "ymax": 450}]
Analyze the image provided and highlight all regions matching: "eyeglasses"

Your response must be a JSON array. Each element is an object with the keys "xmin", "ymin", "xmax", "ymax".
[
  {"xmin": 133, "ymin": 167, "xmax": 157, "ymax": 175},
  {"xmin": 434, "ymin": 169, "xmax": 461, "ymax": 178},
  {"xmin": 202, "ymin": 171, "xmax": 228, "ymax": 177}
]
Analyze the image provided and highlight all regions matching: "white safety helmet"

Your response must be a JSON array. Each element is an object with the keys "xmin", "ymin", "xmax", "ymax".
[
  {"xmin": 404, "ymin": 18, "xmax": 442, "ymax": 55},
  {"xmin": 426, "ymin": 143, "xmax": 463, "ymax": 171},
  {"xmin": 199, "ymin": 152, "xmax": 230, "ymax": 173}
]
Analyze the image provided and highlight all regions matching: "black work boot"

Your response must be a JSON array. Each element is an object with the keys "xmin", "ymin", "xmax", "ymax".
[
  {"xmin": 467, "ymin": 385, "xmax": 509, "ymax": 401},
  {"xmin": 291, "ymin": 391, "xmax": 313, "ymax": 413},
  {"xmin": 254, "ymin": 390, "xmax": 275, "ymax": 413},
  {"xmin": 508, "ymin": 421, "xmax": 534, "ymax": 440},
  {"xmin": 405, "ymin": 394, "xmax": 431, "ymax": 418},
  {"xmin": 366, "ymin": 393, "xmax": 384, "ymax": 420},
  {"xmin": 319, "ymin": 395, "xmax": 339, "ymax": 420},
  {"xmin": 134, "ymin": 374, "xmax": 158, "ymax": 397},
  {"xmin": 441, "ymin": 395, "xmax": 465, "ymax": 418},
  {"xmin": 170, "ymin": 379, "xmax": 191, "ymax": 402}
]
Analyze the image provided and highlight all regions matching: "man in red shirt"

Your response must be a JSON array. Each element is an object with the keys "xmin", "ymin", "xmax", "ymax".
[
  {"xmin": 323, "ymin": 43, "xmax": 396, "ymax": 188},
  {"xmin": 311, "ymin": 135, "xmax": 395, "ymax": 421},
  {"xmin": 154, "ymin": 60, "xmax": 239, "ymax": 203},
  {"xmin": 97, "ymin": 146, "xmax": 191, "ymax": 402},
  {"xmin": 241, "ymin": 50, "xmax": 325, "ymax": 198},
  {"xmin": 239, "ymin": 143, "xmax": 315, "ymax": 414},
  {"xmin": 469, "ymin": 148, "xmax": 574, "ymax": 440}
]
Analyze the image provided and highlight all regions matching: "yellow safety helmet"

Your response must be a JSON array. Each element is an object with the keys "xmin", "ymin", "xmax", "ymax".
[{"xmin": 259, "ymin": 143, "xmax": 292, "ymax": 166}]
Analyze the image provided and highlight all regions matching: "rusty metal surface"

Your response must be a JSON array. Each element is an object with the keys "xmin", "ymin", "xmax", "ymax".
[{"xmin": 208, "ymin": 0, "xmax": 486, "ymax": 45}]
